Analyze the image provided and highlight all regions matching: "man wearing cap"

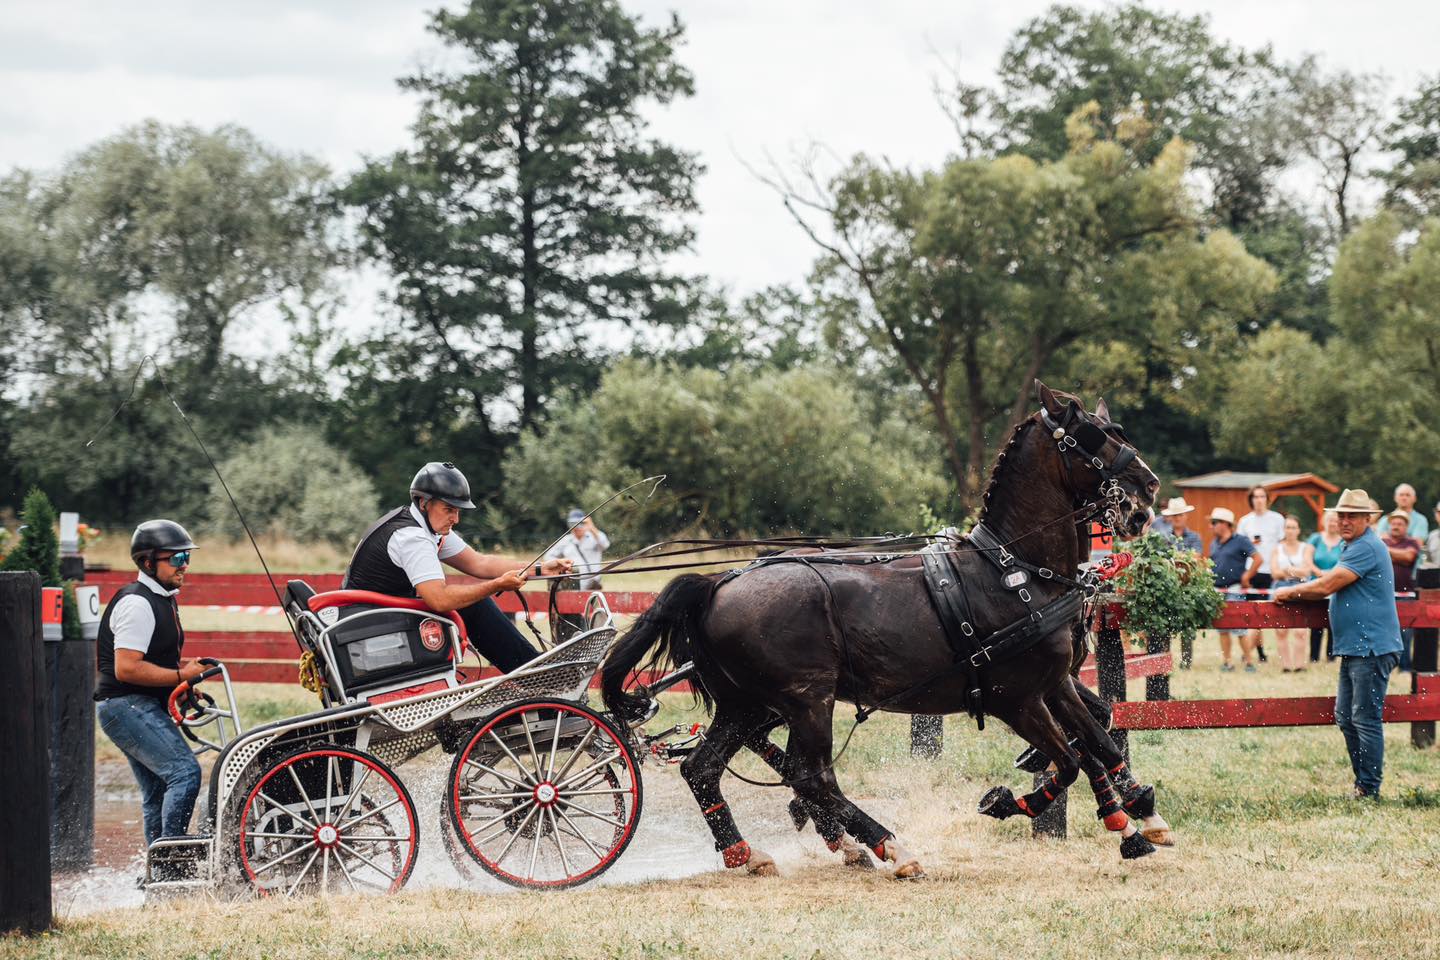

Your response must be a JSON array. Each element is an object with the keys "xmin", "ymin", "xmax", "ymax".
[
  {"xmin": 95, "ymin": 520, "xmax": 208, "ymax": 846},
  {"xmin": 545, "ymin": 510, "xmax": 611, "ymax": 591},
  {"xmin": 1209, "ymin": 507, "xmax": 1263, "ymax": 672},
  {"xmin": 344, "ymin": 462, "xmax": 574, "ymax": 672},
  {"xmin": 1159, "ymin": 497, "xmax": 1202, "ymax": 553},
  {"xmin": 1274, "ymin": 489, "xmax": 1403, "ymax": 799}
]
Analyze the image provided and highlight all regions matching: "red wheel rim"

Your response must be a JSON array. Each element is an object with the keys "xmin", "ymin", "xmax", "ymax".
[
  {"xmin": 449, "ymin": 701, "xmax": 640, "ymax": 888},
  {"xmin": 238, "ymin": 748, "xmax": 418, "ymax": 896}
]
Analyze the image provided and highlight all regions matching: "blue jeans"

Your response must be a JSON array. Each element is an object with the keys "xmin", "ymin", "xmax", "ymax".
[
  {"xmin": 1398, "ymin": 629, "xmax": 1414, "ymax": 672},
  {"xmin": 1334, "ymin": 653, "xmax": 1400, "ymax": 795},
  {"xmin": 97, "ymin": 694, "xmax": 202, "ymax": 845}
]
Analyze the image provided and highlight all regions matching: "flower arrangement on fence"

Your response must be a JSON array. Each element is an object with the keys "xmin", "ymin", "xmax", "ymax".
[{"xmin": 1112, "ymin": 533, "xmax": 1226, "ymax": 647}]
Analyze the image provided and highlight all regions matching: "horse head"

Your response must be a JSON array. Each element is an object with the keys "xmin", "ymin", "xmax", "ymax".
[{"xmin": 1036, "ymin": 380, "xmax": 1159, "ymax": 538}]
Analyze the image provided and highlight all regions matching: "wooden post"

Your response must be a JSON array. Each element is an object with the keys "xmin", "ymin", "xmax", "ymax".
[
  {"xmin": 1144, "ymin": 632, "xmax": 1171, "ymax": 702},
  {"xmin": 49, "ymin": 555, "xmax": 94, "ymax": 870},
  {"xmin": 1095, "ymin": 613, "xmax": 1129, "ymax": 761},
  {"xmin": 910, "ymin": 715, "xmax": 943, "ymax": 759},
  {"xmin": 0, "ymin": 572, "xmax": 52, "ymax": 934},
  {"xmin": 1413, "ymin": 574, "xmax": 1440, "ymax": 749}
]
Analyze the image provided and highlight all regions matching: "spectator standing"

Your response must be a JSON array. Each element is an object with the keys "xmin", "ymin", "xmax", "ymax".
[
  {"xmin": 1159, "ymin": 497, "xmax": 1201, "ymax": 552},
  {"xmin": 1235, "ymin": 486, "xmax": 1285, "ymax": 663},
  {"xmin": 1274, "ymin": 489, "xmax": 1402, "ymax": 800},
  {"xmin": 1423, "ymin": 501, "xmax": 1440, "ymax": 569},
  {"xmin": 545, "ymin": 508, "xmax": 611, "ymax": 591},
  {"xmin": 1394, "ymin": 484, "xmax": 1429, "ymax": 541},
  {"xmin": 1308, "ymin": 510, "xmax": 1344, "ymax": 661},
  {"xmin": 1209, "ymin": 507, "xmax": 1263, "ymax": 672},
  {"xmin": 1382, "ymin": 510, "xmax": 1422, "ymax": 672},
  {"xmin": 1270, "ymin": 515, "xmax": 1317, "ymax": 672}
]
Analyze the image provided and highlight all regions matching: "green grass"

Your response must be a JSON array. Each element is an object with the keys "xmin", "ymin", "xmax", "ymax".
[{"xmin": 47, "ymin": 631, "xmax": 1440, "ymax": 959}]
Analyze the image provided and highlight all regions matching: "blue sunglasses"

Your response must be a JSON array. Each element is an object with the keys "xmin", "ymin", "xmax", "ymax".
[{"xmin": 160, "ymin": 551, "xmax": 192, "ymax": 568}]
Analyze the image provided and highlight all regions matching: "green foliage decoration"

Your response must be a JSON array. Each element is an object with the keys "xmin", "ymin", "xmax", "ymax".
[{"xmin": 1112, "ymin": 533, "xmax": 1225, "ymax": 647}]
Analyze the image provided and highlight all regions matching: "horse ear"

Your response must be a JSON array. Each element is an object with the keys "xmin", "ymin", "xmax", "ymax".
[
  {"xmin": 1094, "ymin": 398, "xmax": 1112, "ymax": 423},
  {"xmin": 1035, "ymin": 380, "xmax": 1064, "ymax": 417}
]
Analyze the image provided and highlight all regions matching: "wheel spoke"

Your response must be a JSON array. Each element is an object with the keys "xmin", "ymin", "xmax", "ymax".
[
  {"xmin": 563, "ymin": 787, "xmax": 632, "ymax": 799},
  {"xmin": 493, "ymin": 803, "xmax": 540, "ymax": 866},
  {"xmin": 526, "ymin": 811, "xmax": 543, "ymax": 879},
  {"xmin": 550, "ymin": 725, "xmax": 599, "ymax": 784},
  {"xmin": 285, "ymin": 768, "xmax": 323, "ymax": 828},
  {"xmin": 462, "ymin": 757, "xmax": 531, "ymax": 792},
  {"xmin": 335, "ymin": 764, "xmax": 372, "ymax": 825},
  {"xmin": 339, "ymin": 796, "xmax": 401, "ymax": 832},
  {"xmin": 553, "ymin": 807, "xmax": 607, "ymax": 861},
  {"xmin": 547, "ymin": 807, "xmax": 572, "ymax": 877},
  {"xmin": 487, "ymin": 730, "xmax": 538, "ymax": 785},
  {"xmin": 546, "ymin": 710, "xmax": 564, "ymax": 781},
  {"xmin": 557, "ymin": 750, "xmax": 621, "ymax": 791},
  {"xmin": 285, "ymin": 847, "xmax": 322, "ymax": 897},
  {"xmin": 337, "ymin": 840, "xmax": 398, "ymax": 883},
  {"xmin": 246, "ymin": 831, "xmax": 314, "ymax": 840},
  {"xmin": 321, "ymin": 847, "xmax": 331, "ymax": 896},
  {"xmin": 251, "ymin": 838, "xmax": 317, "ymax": 875},
  {"xmin": 258, "ymin": 789, "xmax": 317, "ymax": 830},
  {"xmin": 557, "ymin": 797, "xmax": 626, "ymax": 829},
  {"xmin": 461, "ymin": 798, "xmax": 534, "ymax": 837},
  {"xmin": 521, "ymin": 714, "xmax": 544, "ymax": 783},
  {"xmin": 335, "ymin": 849, "xmax": 360, "ymax": 894},
  {"xmin": 325, "ymin": 755, "xmax": 335, "ymax": 819},
  {"xmin": 460, "ymin": 790, "xmax": 533, "ymax": 803}
]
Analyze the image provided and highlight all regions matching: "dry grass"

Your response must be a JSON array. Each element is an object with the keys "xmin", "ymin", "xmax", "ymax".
[{"xmin": 33, "ymin": 633, "xmax": 1440, "ymax": 959}]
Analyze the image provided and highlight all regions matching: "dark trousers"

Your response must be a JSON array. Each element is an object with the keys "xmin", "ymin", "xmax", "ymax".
[
  {"xmin": 1309, "ymin": 628, "xmax": 1334, "ymax": 662},
  {"xmin": 458, "ymin": 597, "xmax": 541, "ymax": 672}
]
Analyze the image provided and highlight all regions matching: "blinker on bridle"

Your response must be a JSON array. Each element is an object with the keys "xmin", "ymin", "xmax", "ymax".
[{"xmin": 1039, "ymin": 402, "xmax": 1137, "ymax": 484}]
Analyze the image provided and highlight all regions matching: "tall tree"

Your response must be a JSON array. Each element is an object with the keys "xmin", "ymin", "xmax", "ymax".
[
  {"xmin": 975, "ymin": 3, "xmax": 1285, "ymax": 229},
  {"xmin": 783, "ymin": 110, "xmax": 1274, "ymax": 498},
  {"xmin": 343, "ymin": 0, "xmax": 700, "ymax": 439},
  {"xmin": 1380, "ymin": 75, "xmax": 1440, "ymax": 222},
  {"xmin": 1285, "ymin": 57, "xmax": 1389, "ymax": 241}
]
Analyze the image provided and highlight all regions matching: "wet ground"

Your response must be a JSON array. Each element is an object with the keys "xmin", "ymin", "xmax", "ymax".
[{"xmin": 52, "ymin": 755, "xmax": 845, "ymax": 917}]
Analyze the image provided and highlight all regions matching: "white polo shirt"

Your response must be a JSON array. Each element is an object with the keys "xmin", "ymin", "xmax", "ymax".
[
  {"xmin": 110, "ymin": 571, "xmax": 181, "ymax": 654},
  {"xmin": 388, "ymin": 504, "xmax": 470, "ymax": 588}
]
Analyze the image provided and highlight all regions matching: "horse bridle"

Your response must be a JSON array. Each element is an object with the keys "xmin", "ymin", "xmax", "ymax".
[{"xmin": 1038, "ymin": 402, "xmax": 1141, "ymax": 531}]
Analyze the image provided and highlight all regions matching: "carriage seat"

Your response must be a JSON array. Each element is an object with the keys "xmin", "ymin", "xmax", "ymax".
[{"xmin": 300, "ymin": 588, "xmax": 470, "ymax": 701}]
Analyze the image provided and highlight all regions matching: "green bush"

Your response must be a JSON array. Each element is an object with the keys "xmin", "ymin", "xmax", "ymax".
[
  {"xmin": 208, "ymin": 424, "xmax": 380, "ymax": 548},
  {"xmin": 0, "ymin": 486, "xmax": 61, "ymax": 583},
  {"xmin": 503, "ymin": 360, "xmax": 947, "ymax": 539}
]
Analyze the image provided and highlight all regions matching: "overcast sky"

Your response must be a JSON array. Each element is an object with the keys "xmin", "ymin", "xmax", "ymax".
[{"xmin": 4, "ymin": 0, "xmax": 1437, "ymax": 321}]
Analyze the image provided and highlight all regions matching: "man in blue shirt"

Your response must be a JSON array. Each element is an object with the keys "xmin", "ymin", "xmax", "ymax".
[
  {"xmin": 1274, "ymin": 489, "xmax": 1403, "ymax": 799},
  {"xmin": 1209, "ymin": 507, "xmax": 1263, "ymax": 672}
]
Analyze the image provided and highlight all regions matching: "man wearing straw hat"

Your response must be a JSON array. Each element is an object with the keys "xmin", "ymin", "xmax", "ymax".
[
  {"xmin": 1210, "ymin": 506, "xmax": 1263, "ymax": 672},
  {"xmin": 1159, "ymin": 497, "xmax": 1202, "ymax": 553},
  {"xmin": 1274, "ymin": 489, "xmax": 1403, "ymax": 799}
]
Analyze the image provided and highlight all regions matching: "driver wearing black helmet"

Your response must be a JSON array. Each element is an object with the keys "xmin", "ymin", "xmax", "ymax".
[
  {"xmin": 95, "ymin": 519, "xmax": 207, "ymax": 847},
  {"xmin": 343, "ymin": 462, "xmax": 574, "ymax": 671}
]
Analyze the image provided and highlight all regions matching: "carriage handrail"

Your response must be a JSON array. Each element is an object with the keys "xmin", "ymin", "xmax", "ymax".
[{"xmin": 308, "ymin": 589, "xmax": 469, "ymax": 642}]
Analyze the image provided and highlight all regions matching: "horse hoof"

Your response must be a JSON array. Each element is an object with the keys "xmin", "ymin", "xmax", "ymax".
[
  {"xmin": 1122, "ymin": 784, "xmax": 1157, "ymax": 820},
  {"xmin": 839, "ymin": 838, "xmax": 876, "ymax": 870},
  {"xmin": 746, "ymin": 849, "xmax": 779, "ymax": 877},
  {"xmin": 1141, "ymin": 827, "xmax": 1175, "ymax": 847},
  {"xmin": 1120, "ymin": 832, "xmax": 1156, "ymax": 860},
  {"xmin": 978, "ymin": 786, "xmax": 1022, "ymax": 820},
  {"xmin": 787, "ymin": 797, "xmax": 811, "ymax": 832},
  {"xmin": 876, "ymin": 838, "xmax": 925, "ymax": 880}
]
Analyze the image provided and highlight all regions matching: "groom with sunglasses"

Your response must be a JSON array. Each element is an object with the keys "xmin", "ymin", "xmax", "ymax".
[{"xmin": 95, "ymin": 519, "xmax": 208, "ymax": 846}]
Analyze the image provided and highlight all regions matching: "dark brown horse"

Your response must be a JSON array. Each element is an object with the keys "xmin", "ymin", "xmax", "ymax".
[{"xmin": 602, "ymin": 382, "xmax": 1161, "ymax": 877}]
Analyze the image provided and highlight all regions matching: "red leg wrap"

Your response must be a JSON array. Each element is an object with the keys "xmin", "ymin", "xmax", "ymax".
[
  {"xmin": 872, "ymin": 838, "xmax": 890, "ymax": 860},
  {"xmin": 722, "ymin": 840, "xmax": 751, "ymax": 868},
  {"xmin": 1016, "ymin": 796, "xmax": 1037, "ymax": 818},
  {"xmin": 703, "ymin": 802, "xmax": 726, "ymax": 815},
  {"xmin": 1102, "ymin": 810, "xmax": 1129, "ymax": 832},
  {"xmin": 826, "ymin": 837, "xmax": 843, "ymax": 853}
]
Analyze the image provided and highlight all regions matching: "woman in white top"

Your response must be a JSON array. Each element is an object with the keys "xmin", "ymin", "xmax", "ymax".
[
  {"xmin": 1236, "ymin": 486, "xmax": 1286, "ymax": 663},
  {"xmin": 1270, "ymin": 514, "xmax": 1317, "ymax": 673}
]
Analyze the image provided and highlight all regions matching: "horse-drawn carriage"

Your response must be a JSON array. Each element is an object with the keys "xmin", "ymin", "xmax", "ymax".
[{"xmin": 146, "ymin": 581, "xmax": 686, "ymax": 897}]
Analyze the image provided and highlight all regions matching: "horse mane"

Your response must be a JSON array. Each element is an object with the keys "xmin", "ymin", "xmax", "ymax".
[{"xmin": 977, "ymin": 390, "xmax": 1086, "ymax": 524}]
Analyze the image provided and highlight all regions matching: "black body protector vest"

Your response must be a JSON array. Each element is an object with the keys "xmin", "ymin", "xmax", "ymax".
[
  {"xmin": 95, "ymin": 582, "xmax": 185, "ymax": 702},
  {"xmin": 342, "ymin": 506, "xmax": 426, "ymax": 598}
]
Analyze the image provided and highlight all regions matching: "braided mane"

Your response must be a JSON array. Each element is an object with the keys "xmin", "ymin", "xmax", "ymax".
[{"xmin": 977, "ymin": 391, "xmax": 1086, "ymax": 525}]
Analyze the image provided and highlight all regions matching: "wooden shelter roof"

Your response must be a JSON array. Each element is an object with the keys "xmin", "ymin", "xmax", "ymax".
[{"xmin": 1176, "ymin": 471, "xmax": 1339, "ymax": 494}]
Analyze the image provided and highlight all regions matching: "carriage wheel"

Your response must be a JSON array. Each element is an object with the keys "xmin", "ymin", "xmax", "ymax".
[
  {"xmin": 446, "ymin": 699, "xmax": 643, "ymax": 888},
  {"xmin": 235, "ymin": 745, "xmax": 419, "ymax": 897}
]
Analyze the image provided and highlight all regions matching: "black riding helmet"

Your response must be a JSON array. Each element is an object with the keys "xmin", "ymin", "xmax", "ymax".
[
  {"xmin": 130, "ymin": 519, "xmax": 198, "ymax": 571},
  {"xmin": 410, "ymin": 461, "xmax": 476, "ymax": 510}
]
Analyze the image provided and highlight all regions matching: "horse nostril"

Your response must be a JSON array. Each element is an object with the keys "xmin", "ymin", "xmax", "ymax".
[{"xmin": 1146, "ymin": 480, "xmax": 1160, "ymax": 495}]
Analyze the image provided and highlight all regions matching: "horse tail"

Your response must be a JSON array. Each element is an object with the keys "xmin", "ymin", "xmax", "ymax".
[{"xmin": 601, "ymin": 573, "xmax": 719, "ymax": 724}]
